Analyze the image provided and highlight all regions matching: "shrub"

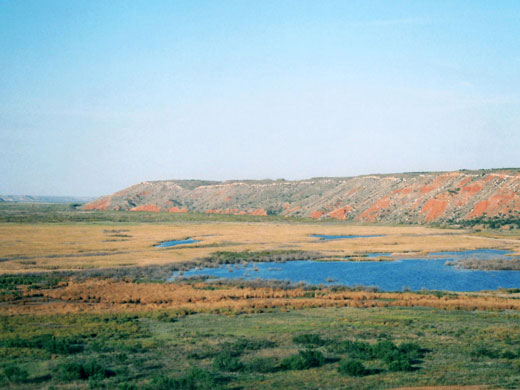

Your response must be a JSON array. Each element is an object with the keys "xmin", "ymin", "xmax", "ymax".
[
  {"xmin": 372, "ymin": 340, "xmax": 397, "ymax": 359},
  {"xmin": 2, "ymin": 365, "xmax": 29, "ymax": 383},
  {"xmin": 150, "ymin": 368, "xmax": 219, "ymax": 390},
  {"xmin": 338, "ymin": 359, "xmax": 367, "ymax": 377},
  {"xmin": 245, "ymin": 357, "xmax": 279, "ymax": 373},
  {"xmin": 117, "ymin": 384, "xmax": 137, "ymax": 390},
  {"xmin": 3, "ymin": 334, "xmax": 84, "ymax": 355},
  {"xmin": 470, "ymin": 345, "xmax": 499, "ymax": 359},
  {"xmin": 336, "ymin": 340, "xmax": 373, "ymax": 360},
  {"xmin": 398, "ymin": 342, "xmax": 423, "ymax": 360},
  {"xmin": 281, "ymin": 349, "xmax": 325, "ymax": 370},
  {"xmin": 388, "ymin": 358, "xmax": 413, "ymax": 372},
  {"xmin": 230, "ymin": 338, "xmax": 277, "ymax": 352},
  {"xmin": 213, "ymin": 351, "xmax": 243, "ymax": 372},
  {"xmin": 187, "ymin": 348, "xmax": 218, "ymax": 360},
  {"xmin": 292, "ymin": 334, "xmax": 328, "ymax": 347},
  {"xmin": 502, "ymin": 350, "xmax": 517, "ymax": 359},
  {"xmin": 56, "ymin": 359, "xmax": 115, "ymax": 381}
]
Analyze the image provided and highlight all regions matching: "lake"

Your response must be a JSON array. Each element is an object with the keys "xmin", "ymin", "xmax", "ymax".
[{"xmin": 172, "ymin": 249, "xmax": 520, "ymax": 292}]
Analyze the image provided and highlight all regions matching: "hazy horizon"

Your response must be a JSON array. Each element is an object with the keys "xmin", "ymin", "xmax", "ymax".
[{"xmin": 2, "ymin": 1, "xmax": 519, "ymax": 197}]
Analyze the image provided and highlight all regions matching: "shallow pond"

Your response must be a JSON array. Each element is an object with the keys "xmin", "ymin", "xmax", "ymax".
[
  {"xmin": 155, "ymin": 238, "xmax": 201, "ymax": 248},
  {"xmin": 173, "ymin": 249, "xmax": 520, "ymax": 292}
]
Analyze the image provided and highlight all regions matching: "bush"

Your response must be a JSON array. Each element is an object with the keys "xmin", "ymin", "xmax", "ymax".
[
  {"xmin": 338, "ymin": 359, "xmax": 367, "ymax": 377},
  {"xmin": 372, "ymin": 340, "xmax": 398, "ymax": 359},
  {"xmin": 245, "ymin": 357, "xmax": 279, "ymax": 373},
  {"xmin": 502, "ymin": 350, "xmax": 517, "ymax": 359},
  {"xmin": 230, "ymin": 338, "xmax": 277, "ymax": 352},
  {"xmin": 57, "ymin": 359, "xmax": 115, "ymax": 381},
  {"xmin": 281, "ymin": 349, "xmax": 325, "ymax": 370},
  {"xmin": 328, "ymin": 340, "xmax": 373, "ymax": 359},
  {"xmin": 150, "ymin": 368, "xmax": 219, "ymax": 390},
  {"xmin": 388, "ymin": 358, "xmax": 413, "ymax": 372},
  {"xmin": 187, "ymin": 348, "xmax": 218, "ymax": 360},
  {"xmin": 213, "ymin": 351, "xmax": 243, "ymax": 372},
  {"xmin": 3, "ymin": 334, "xmax": 84, "ymax": 355},
  {"xmin": 398, "ymin": 342, "xmax": 423, "ymax": 360},
  {"xmin": 292, "ymin": 334, "xmax": 328, "ymax": 347},
  {"xmin": 380, "ymin": 349, "xmax": 414, "ymax": 371},
  {"xmin": 2, "ymin": 365, "xmax": 29, "ymax": 383},
  {"xmin": 470, "ymin": 345, "xmax": 499, "ymax": 359}
]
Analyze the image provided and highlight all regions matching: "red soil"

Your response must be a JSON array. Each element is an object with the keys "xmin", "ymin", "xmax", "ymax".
[
  {"xmin": 419, "ymin": 175, "xmax": 453, "ymax": 194},
  {"xmin": 468, "ymin": 201, "xmax": 489, "ymax": 218},
  {"xmin": 456, "ymin": 177, "xmax": 473, "ymax": 187},
  {"xmin": 393, "ymin": 187, "xmax": 412, "ymax": 195},
  {"xmin": 421, "ymin": 195, "xmax": 449, "ymax": 222},
  {"xmin": 420, "ymin": 185, "xmax": 435, "ymax": 194},
  {"xmin": 461, "ymin": 184, "xmax": 482, "ymax": 194},
  {"xmin": 328, "ymin": 206, "xmax": 353, "ymax": 220},
  {"xmin": 483, "ymin": 175, "xmax": 495, "ymax": 184},
  {"xmin": 310, "ymin": 210, "xmax": 325, "ymax": 219},
  {"xmin": 250, "ymin": 208, "xmax": 268, "ymax": 216},
  {"xmin": 345, "ymin": 187, "xmax": 359, "ymax": 196},
  {"xmin": 168, "ymin": 206, "xmax": 187, "ymax": 213},
  {"xmin": 220, "ymin": 208, "xmax": 239, "ymax": 214},
  {"xmin": 357, "ymin": 197, "xmax": 390, "ymax": 222},
  {"xmin": 467, "ymin": 190, "xmax": 517, "ymax": 218},
  {"xmin": 130, "ymin": 204, "xmax": 160, "ymax": 212},
  {"xmin": 83, "ymin": 198, "xmax": 110, "ymax": 211}
]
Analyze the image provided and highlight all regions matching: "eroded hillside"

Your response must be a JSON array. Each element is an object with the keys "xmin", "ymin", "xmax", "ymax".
[{"xmin": 84, "ymin": 170, "xmax": 520, "ymax": 224}]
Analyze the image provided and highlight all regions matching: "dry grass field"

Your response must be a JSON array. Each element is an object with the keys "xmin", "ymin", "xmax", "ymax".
[
  {"xmin": 2, "ymin": 278, "xmax": 520, "ymax": 317},
  {"xmin": 2, "ymin": 222, "xmax": 520, "ymax": 273}
]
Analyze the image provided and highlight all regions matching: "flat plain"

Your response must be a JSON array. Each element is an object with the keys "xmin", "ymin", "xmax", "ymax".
[{"xmin": 1, "ymin": 204, "xmax": 520, "ymax": 389}]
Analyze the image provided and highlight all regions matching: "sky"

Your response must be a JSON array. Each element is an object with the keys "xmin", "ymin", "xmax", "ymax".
[{"xmin": 1, "ymin": 1, "xmax": 520, "ymax": 196}]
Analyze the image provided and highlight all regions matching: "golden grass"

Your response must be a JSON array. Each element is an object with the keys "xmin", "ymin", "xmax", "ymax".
[
  {"xmin": 2, "ymin": 279, "xmax": 519, "ymax": 315},
  {"xmin": 1, "ymin": 222, "xmax": 520, "ymax": 273}
]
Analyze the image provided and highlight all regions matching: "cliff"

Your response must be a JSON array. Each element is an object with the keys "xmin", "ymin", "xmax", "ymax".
[{"xmin": 83, "ymin": 169, "xmax": 520, "ymax": 224}]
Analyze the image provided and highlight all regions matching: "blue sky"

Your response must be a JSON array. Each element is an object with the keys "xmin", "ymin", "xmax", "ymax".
[{"xmin": 1, "ymin": 1, "xmax": 519, "ymax": 196}]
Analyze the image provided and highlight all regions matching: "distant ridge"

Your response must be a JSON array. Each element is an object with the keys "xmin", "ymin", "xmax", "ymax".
[
  {"xmin": 0, "ymin": 195, "xmax": 95, "ymax": 204},
  {"xmin": 83, "ymin": 169, "xmax": 520, "ymax": 224}
]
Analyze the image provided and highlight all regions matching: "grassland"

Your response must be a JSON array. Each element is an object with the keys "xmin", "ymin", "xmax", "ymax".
[
  {"xmin": 1, "ymin": 204, "xmax": 520, "ymax": 389},
  {"xmin": 1, "ymin": 204, "xmax": 520, "ymax": 274},
  {"xmin": 1, "ymin": 306, "xmax": 519, "ymax": 389}
]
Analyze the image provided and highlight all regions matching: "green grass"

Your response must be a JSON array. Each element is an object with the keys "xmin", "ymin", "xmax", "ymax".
[
  {"xmin": 0, "ymin": 203, "xmax": 316, "ymax": 224},
  {"xmin": 0, "ymin": 203, "xmax": 421, "ymax": 227},
  {"xmin": 1, "ymin": 307, "xmax": 519, "ymax": 389}
]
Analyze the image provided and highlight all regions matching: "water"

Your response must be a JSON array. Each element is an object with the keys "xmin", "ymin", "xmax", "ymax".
[
  {"xmin": 428, "ymin": 249, "xmax": 509, "ymax": 258},
  {"xmin": 173, "ymin": 249, "xmax": 520, "ymax": 292},
  {"xmin": 311, "ymin": 234, "xmax": 385, "ymax": 240},
  {"xmin": 365, "ymin": 252, "xmax": 392, "ymax": 258},
  {"xmin": 155, "ymin": 238, "xmax": 201, "ymax": 248}
]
